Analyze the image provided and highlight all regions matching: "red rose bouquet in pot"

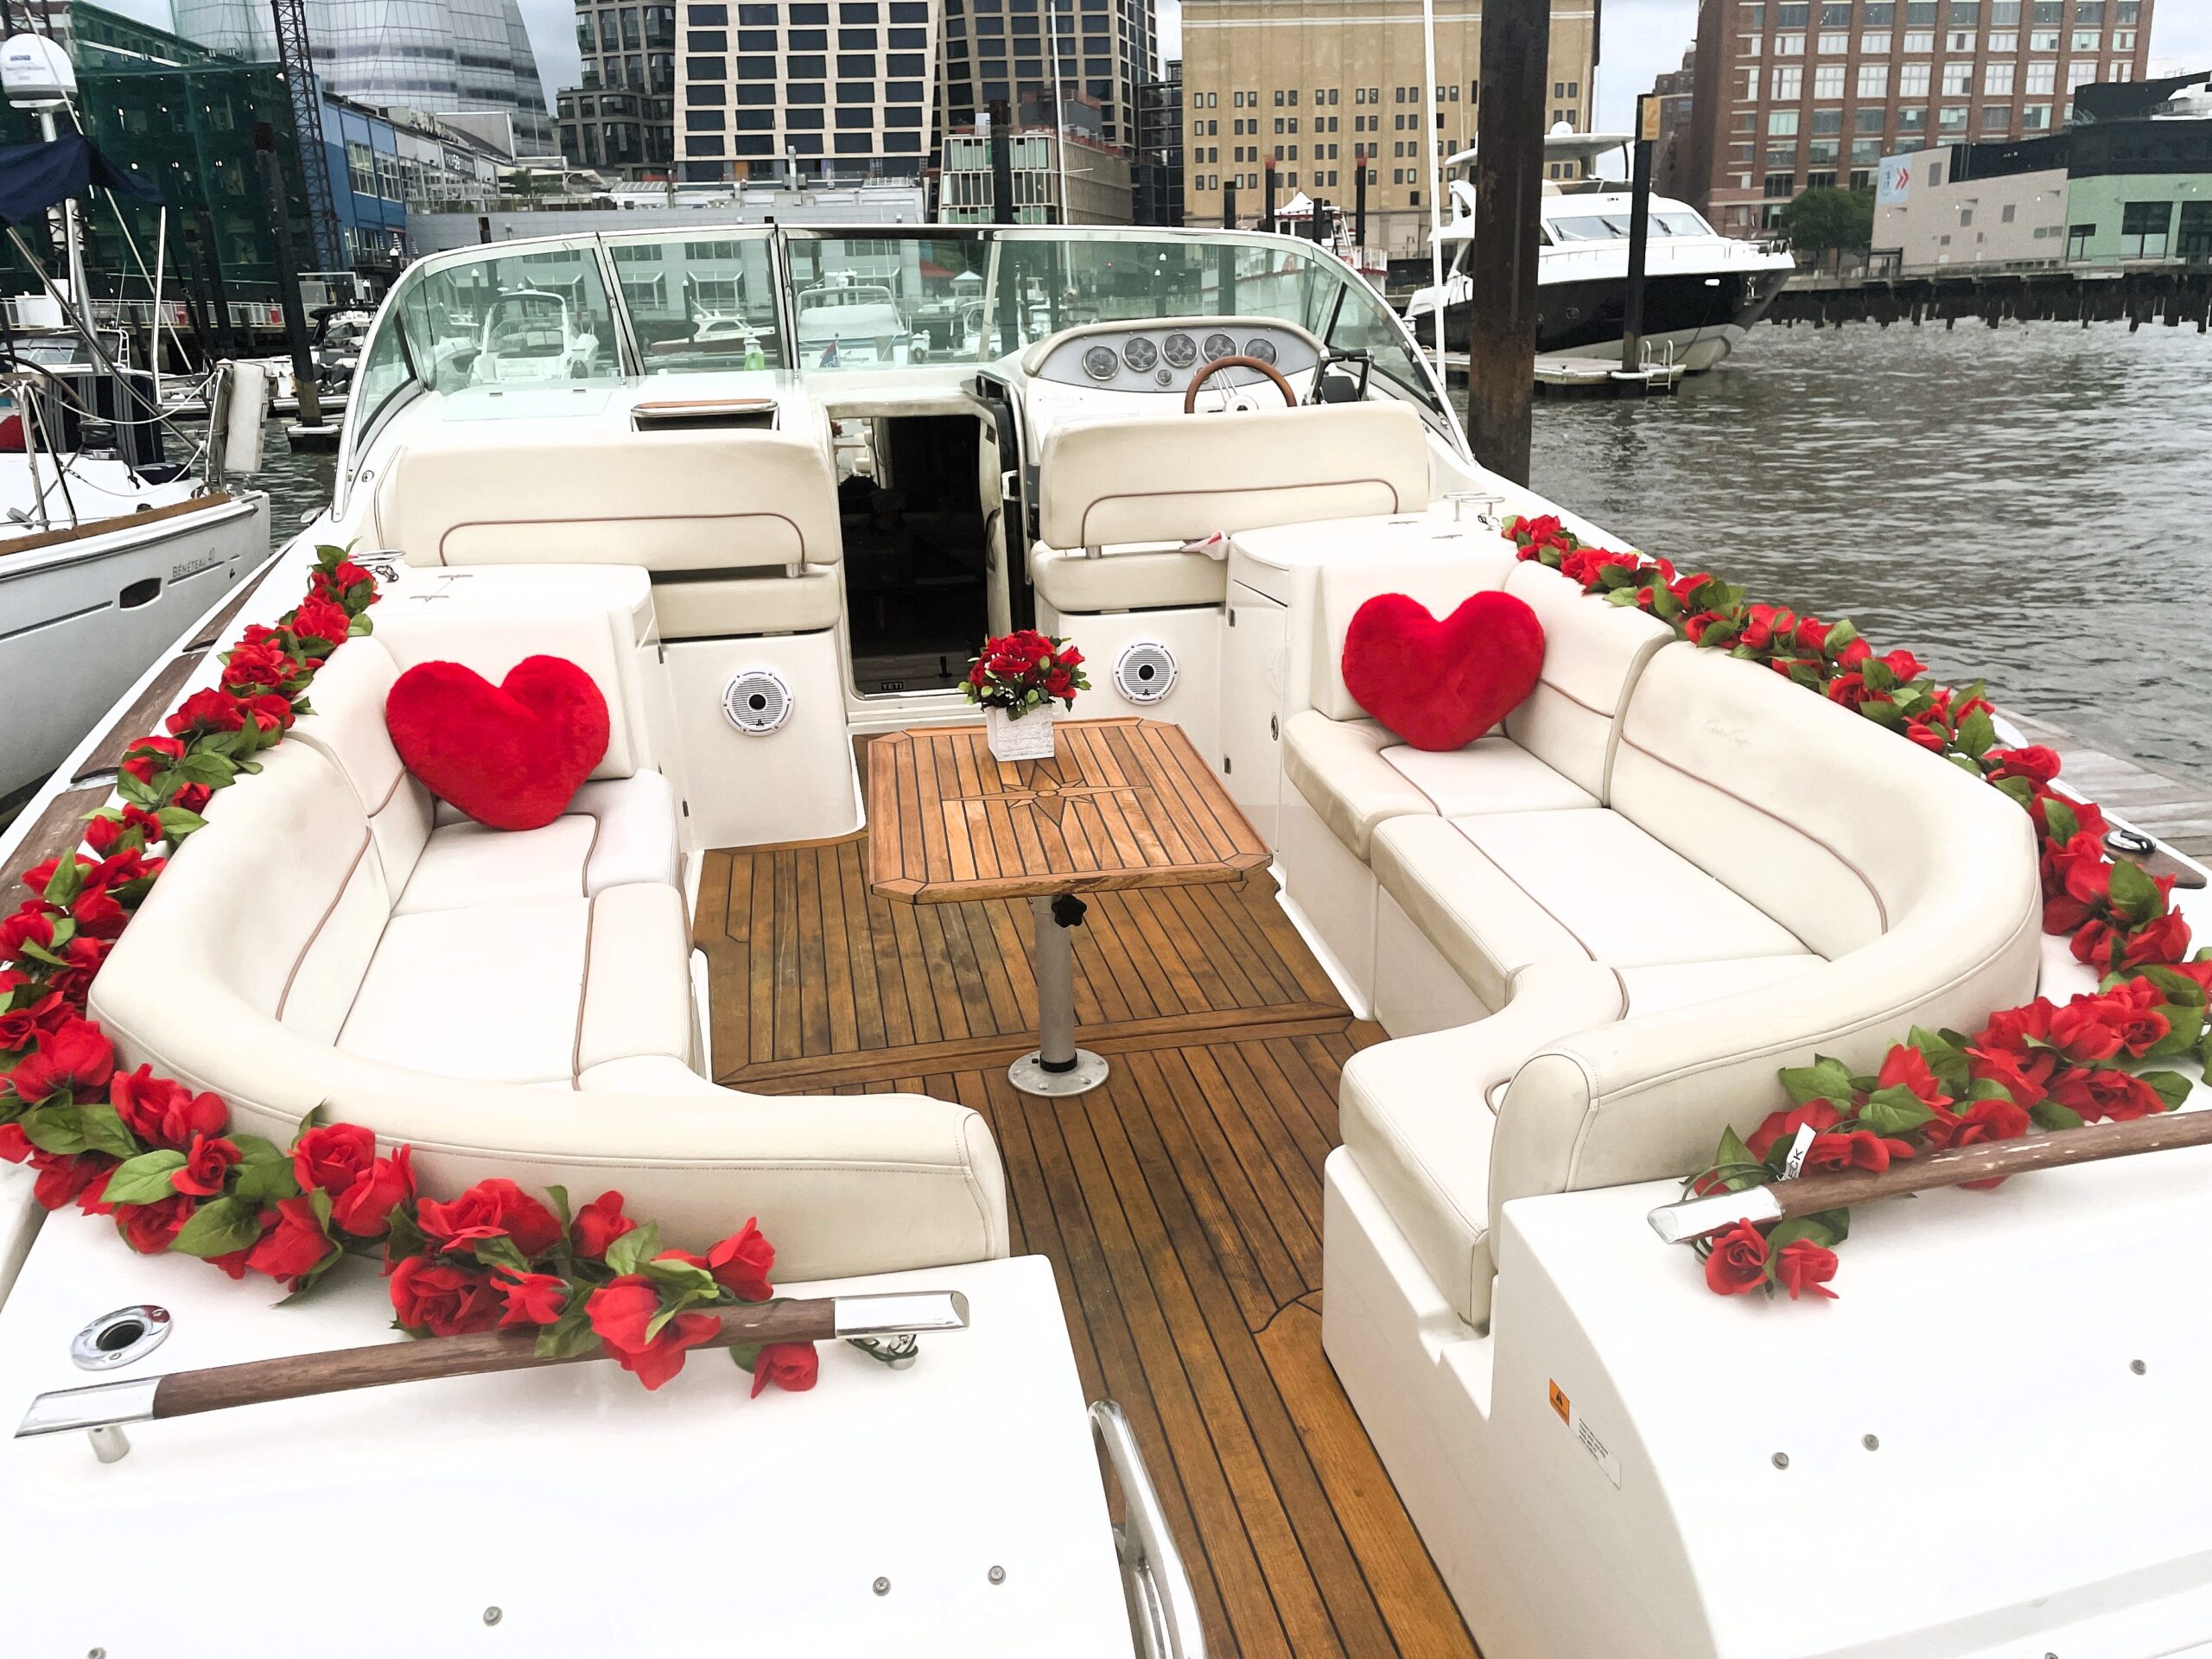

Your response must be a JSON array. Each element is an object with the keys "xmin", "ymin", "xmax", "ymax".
[{"xmin": 963, "ymin": 629, "xmax": 1088, "ymax": 761}]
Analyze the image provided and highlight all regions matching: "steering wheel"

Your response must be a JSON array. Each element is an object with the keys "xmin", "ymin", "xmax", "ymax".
[{"xmin": 1182, "ymin": 353, "xmax": 1297, "ymax": 414}]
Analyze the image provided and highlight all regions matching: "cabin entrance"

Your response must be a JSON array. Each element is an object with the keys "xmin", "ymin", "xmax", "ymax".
[{"xmin": 836, "ymin": 411, "xmax": 1002, "ymax": 696}]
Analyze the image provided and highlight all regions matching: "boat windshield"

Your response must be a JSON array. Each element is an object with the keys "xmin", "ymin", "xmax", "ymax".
[
  {"xmin": 1549, "ymin": 209, "xmax": 1715, "ymax": 241},
  {"xmin": 348, "ymin": 226, "xmax": 1448, "ymax": 461}
]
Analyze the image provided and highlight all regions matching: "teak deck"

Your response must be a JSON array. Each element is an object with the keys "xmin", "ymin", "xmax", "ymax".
[
  {"xmin": 696, "ymin": 828, "xmax": 1480, "ymax": 1659},
  {"xmin": 867, "ymin": 718, "xmax": 1271, "ymax": 903}
]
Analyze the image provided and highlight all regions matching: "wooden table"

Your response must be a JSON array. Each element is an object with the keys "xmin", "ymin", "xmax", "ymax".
[{"xmin": 868, "ymin": 716, "xmax": 1270, "ymax": 1095}]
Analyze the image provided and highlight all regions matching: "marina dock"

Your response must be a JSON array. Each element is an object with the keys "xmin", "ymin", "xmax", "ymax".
[
  {"xmin": 2004, "ymin": 708, "xmax": 2212, "ymax": 868},
  {"xmin": 1439, "ymin": 349, "xmax": 1687, "ymax": 397}
]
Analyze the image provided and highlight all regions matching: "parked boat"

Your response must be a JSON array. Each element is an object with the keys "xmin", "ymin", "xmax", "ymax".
[
  {"xmin": 1406, "ymin": 130, "xmax": 1797, "ymax": 372},
  {"xmin": 1, "ymin": 221, "xmax": 2206, "ymax": 1657}
]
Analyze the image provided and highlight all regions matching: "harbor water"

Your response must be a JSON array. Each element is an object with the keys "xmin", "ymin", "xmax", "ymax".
[{"xmin": 243, "ymin": 317, "xmax": 2212, "ymax": 783}]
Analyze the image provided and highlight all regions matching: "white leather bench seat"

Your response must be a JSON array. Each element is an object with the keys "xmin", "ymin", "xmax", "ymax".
[
  {"xmin": 1372, "ymin": 809, "xmax": 1819, "ymax": 1013},
  {"xmin": 1030, "ymin": 546, "xmax": 1229, "ymax": 613},
  {"xmin": 339, "ymin": 883, "xmax": 692, "ymax": 1087},
  {"xmin": 403, "ymin": 777, "xmax": 679, "ymax": 914}
]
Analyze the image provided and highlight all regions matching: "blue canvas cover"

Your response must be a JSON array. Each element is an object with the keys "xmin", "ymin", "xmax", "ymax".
[{"xmin": 0, "ymin": 133, "xmax": 160, "ymax": 226}]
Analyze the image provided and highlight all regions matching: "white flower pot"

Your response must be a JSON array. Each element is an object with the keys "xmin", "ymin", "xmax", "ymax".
[{"xmin": 986, "ymin": 702, "xmax": 1056, "ymax": 761}]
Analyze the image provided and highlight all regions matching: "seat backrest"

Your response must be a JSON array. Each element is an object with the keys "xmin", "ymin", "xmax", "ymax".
[
  {"xmin": 1500, "ymin": 560, "xmax": 1675, "ymax": 800},
  {"xmin": 1037, "ymin": 402, "xmax": 1433, "ymax": 551},
  {"xmin": 1305, "ymin": 544, "xmax": 1516, "ymax": 721},
  {"xmin": 288, "ymin": 636, "xmax": 432, "ymax": 896},
  {"xmin": 375, "ymin": 426, "xmax": 841, "ymax": 572},
  {"xmin": 93, "ymin": 741, "xmax": 392, "ymax": 1046}
]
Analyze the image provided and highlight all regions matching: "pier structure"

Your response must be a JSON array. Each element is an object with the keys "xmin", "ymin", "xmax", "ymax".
[{"xmin": 1769, "ymin": 264, "xmax": 2212, "ymax": 332}]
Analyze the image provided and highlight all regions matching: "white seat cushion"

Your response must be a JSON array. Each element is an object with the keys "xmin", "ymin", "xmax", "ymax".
[
  {"xmin": 406, "ymin": 773, "xmax": 680, "ymax": 913},
  {"xmin": 576, "ymin": 883, "xmax": 695, "ymax": 1077},
  {"xmin": 1381, "ymin": 735, "xmax": 1598, "ymax": 818},
  {"xmin": 1283, "ymin": 710, "xmax": 1434, "ymax": 861},
  {"xmin": 1613, "ymin": 955, "xmax": 1824, "ymax": 1019},
  {"xmin": 1372, "ymin": 808, "xmax": 1811, "ymax": 1009}
]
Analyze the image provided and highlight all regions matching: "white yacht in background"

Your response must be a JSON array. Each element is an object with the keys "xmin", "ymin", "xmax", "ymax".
[
  {"xmin": 1406, "ymin": 130, "xmax": 1797, "ymax": 372},
  {"xmin": 2, "ymin": 221, "xmax": 2209, "ymax": 1659}
]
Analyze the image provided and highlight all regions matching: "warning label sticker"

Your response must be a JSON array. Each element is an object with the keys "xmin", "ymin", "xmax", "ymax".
[{"xmin": 1549, "ymin": 1378, "xmax": 1623, "ymax": 1489}]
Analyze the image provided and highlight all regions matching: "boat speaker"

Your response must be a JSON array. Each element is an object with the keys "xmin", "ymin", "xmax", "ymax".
[
  {"xmin": 721, "ymin": 668, "xmax": 793, "ymax": 735},
  {"xmin": 1112, "ymin": 641, "xmax": 1178, "ymax": 705}
]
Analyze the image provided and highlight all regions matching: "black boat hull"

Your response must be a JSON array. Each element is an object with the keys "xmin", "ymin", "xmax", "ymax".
[{"xmin": 1439, "ymin": 266, "xmax": 1792, "ymax": 370}]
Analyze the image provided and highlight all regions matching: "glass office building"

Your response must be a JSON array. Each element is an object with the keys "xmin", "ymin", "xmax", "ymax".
[{"xmin": 173, "ymin": 0, "xmax": 557, "ymax": 155}]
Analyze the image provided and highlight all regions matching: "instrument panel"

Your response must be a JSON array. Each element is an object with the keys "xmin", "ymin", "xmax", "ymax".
[{"xmin": 1035, "ymin": 322, "xmax": 1319, "ymax": 394}]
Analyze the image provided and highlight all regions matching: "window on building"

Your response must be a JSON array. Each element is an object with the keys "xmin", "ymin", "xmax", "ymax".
[
  {"xmin": 1815, "ymin": 64, "xmax": 1845, "ymax": 96},
  {"xmin": 1812, "ymin": 107, "xmax": 1843, "ymax": 133},
  {"xmin": 1818, "ymin": 30, "xmax": 1847, "ymax": 51},
  {"xmin": 1776, "ymin": 32, "xmax": 1804, "ymax": 54},
  {"xmin": 1984, "ymin": 60, "xmax": 2015, "ymax": 94},
  {"xmin": 2120, "ymin": 200, "xmax": 2171, "ymax": 258},
  {"xmin": 2177, "ymin": 201, "xmax": 2212, "ymax": 260},
  {"xmin": 1770, "ymin": 108, "xmax": 1801, "ymax": 134},
  {"xmin": 2067, "ymin": 60, "xmax": 2095, "ymax": 90},
  {"xmin": 1980, "ymin": 104, "xmax": 2011, "ymax": 130},
  {"xmin": 1862, "ymin": 29, "xmax": 1892, "ymax": 51},
  {"xmin": 1764, "ymin": 170, "xmax": 1796, "ymax": 197},
  {"xmin": 2066, "ymin": 222, "xmax": 2092, "ymax": 258},
  {"xmin": 1939, "ymin": 105, "xmax": 1969, "ymax": 129},
  {"xmin": 1774, "ymin": 64, "xmax": 1802, "ymax": 98}
]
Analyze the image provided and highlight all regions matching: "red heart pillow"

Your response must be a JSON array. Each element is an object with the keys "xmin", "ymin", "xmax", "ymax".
[
  {"xmin": 384, "ymin": 657, "xmax": 610, "ymax": 830},
  {"xmin": 1341, "ymin": 592, "xmax": 1545, "ymax": 752}
]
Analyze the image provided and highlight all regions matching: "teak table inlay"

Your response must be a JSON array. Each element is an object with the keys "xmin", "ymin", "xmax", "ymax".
[{"xmin": 868, "ymin": 717, "xmax": 1270, "ymax": 1094}]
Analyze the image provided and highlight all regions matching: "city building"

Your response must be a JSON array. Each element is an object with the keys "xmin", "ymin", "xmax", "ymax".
[
  {"xmin": 1652, "ymin": 44, "xmax": 1700, "ymax": 196},
  {"xmin": 406, "ymin": 178, "xmax": 929, "ymax": 251},
  {"xmin": 1135, "ymin": 57, "xmax": 1185, "ymax": 225},
  {"xmin": 937, "ymin": 0, "xmax": 1156, "ymax": 155},
  {"xmin": 938, "ymin": 124, "xmax": 1135, "ymax": 221},
  {"xmin": 672, "ymin": 0, "xmax": 938, "ymax": 184},
  {"xmin": 557, "ymin": 0, "xmax": 677, "ymax": 180},
  {"xmin": 1178, "ymin": 0, "xmax": 1601, "ymax": 257},
  {"xmin": 1684, "ymin": 0, "xmax": 2158, "ymax": 239},
  {"xmin": 171, "ymin": 0, "xmax": 557, "ymax": 156},
  {"xmin": 1872, "ymin": 67, "xmax": 2211, "ymax": 269}
]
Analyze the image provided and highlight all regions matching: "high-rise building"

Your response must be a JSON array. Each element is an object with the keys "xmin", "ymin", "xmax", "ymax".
[
  {"xmin": 1683, "ymin": 0, "xmax": 2157, "ymax": 238},
  {"xmin": 558, "ymin": 1, "xmax": 677, "ymax": 179},
  {"xmin": 1178, "ymin": 0, "xmax": 1600, "ymax": 257},
  {"xmin": 673, "ymin": 0, "xmax": 938, "ymax": 182},
  {"xmin": 938, "ymin": 0, "xmax": 1155, "ymax": 154},
  {"xmin": 171, "ymin": 0, "xmax": 556, "ymax": 155},
  {"xmin": 1651, "ymin": 44, "xmax": 1699, "ymax": 196},
  {"xmin": 1135, "ymin": 57, "xmax": 1184, "ymax": 224}
]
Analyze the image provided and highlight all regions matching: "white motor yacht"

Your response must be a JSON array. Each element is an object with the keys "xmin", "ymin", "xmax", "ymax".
[
  {"xmin": 1405, "ymin": 131, "xmax": 1797, "ymax": 372},
  {"xmin": 1, "ymin": 222, "xmax": 2207, "ymax": 1659}
]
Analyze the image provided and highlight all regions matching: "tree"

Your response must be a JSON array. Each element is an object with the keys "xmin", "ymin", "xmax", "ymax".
[{"xmin": 1775, "ymin": 187, "xmax": 1876, "ymax": 269}]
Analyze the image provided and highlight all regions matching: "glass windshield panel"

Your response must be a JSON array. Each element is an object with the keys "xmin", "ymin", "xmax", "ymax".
[
  {"xmin": 608, "ymin": 233, "xmax": 785, "ymax": 373},
  {"xmin": 402, "ymin": 245, "xmax": 620, "ymax": 391},
  {"xmin": 784, "ymin": 232, "xmax": 991, "ymax": 370},
  {"xmin": 991, "ymin": 232, "xmax": 1329, "ymax": 349},
  {"xmin": 1552, "ymin": 210, "xmax": 1714, "ymax": 240}
]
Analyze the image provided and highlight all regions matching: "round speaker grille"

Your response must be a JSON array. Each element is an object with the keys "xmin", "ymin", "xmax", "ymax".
[
  {"xmin": 1113, "ymin": 641, "xmax": 1178, "ymax": 705},
  {"xmin": 721, "ymin": 667, "xmax": 793, "ymax": 734}
]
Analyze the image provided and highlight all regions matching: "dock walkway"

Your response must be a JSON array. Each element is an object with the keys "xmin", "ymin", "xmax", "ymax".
[{"xmin": 2004, "ymin": 708, "xmax": 2212, "ymax": 864}]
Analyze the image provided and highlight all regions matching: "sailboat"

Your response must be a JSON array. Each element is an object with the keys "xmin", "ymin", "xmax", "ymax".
[
  {"xmin": 0, "ymin": 36, "xmax": 271, "ymax": 805},
  {"xmin": 0, "ymin": 220, "xmax": 2206, "ymax": 1657}
]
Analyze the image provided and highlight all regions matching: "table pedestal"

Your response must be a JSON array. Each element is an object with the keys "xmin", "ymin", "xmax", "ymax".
[{"xmin": 1008, "ymin": 893, "xmax": 1109, "ymax": 1097}]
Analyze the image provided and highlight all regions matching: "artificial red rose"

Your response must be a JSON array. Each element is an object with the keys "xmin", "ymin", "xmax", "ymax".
[
  {"xmin": 1792, "ymin": 616, "xmax": 1832, "ymax": 653},
  {"xmin": 207, "ymin": 1247, "xmax": 253, "ymax": 1281},
  {"xmin": 2069, "ymin": 920, "xmax": 2120, "ymax": 972},
  {"xmin": 118, "ymin": 734, "xmax": 186, "ymax": 785},
  {"xmin": 1904, "ymin": 720, "xmax": 1948, "ymax": 753},
  {"xmin": 2042, "ymin": 831, "xmax": 2113, "ymax": 917},
  {"xmin": 2050, "ymin": 1065, "xmax": 2166, "ymax": 1123},
  {"xmin": 2121, "ymin": 911, "xmax": 2192, "ymax": 970},
  {"xmin": 1879, "ymin": 648, "xmax": 1925, "ymax": 682},
  {"xmin": 1738, "ymin": 603, "xmax": 1796, "ymax": 652},
  {"xmin": 571, "ymin": 1189, "xmax": 637, "ymax": 1258},
  {"xmin": 116, "ymin": 1195, "xmax": 193, "ymax": 1254},
  {"xmin": 31, "ymin": 1152, "xmax": 111, "ymax": 1211},
  {"xmin": 21, "ymin": 855, "xmax": 91, "ymax": 899},
  {"xmin": 1744, "ymin": 1099, "xmax": 1844, "ymax": 1162},
  {"xmin": 292, "ymin": 1122, "xmax": 377, "ymax": 1197},
  {"xmin": 219, "ymin": 640, "xmax": 303, "ymax": 693},
  {"xmin": 1044, "ymin": 669, "xmax": 1072, "ymax": 698},
  {"xmin": 1824, "ymin": 671, "xmax": 1875, "ymax": 710},
  {"xmin": 330, "ymin": 1144, "xmax": 414, "ymax": 1236},
  {"xmin": 0, "ymin": 1122, "xmax": 31, "ymax": 1162},
  {"xmin": 1989, "ymin": 745, "xmax": 2063, "ymax": 785},
  {"xmin": 1803, "ymin": 1129, "xmax": 1914, "ymax": 1174},
  {"xmin": 41, "ymin": 934, "xmax": 111, "ymax": 1002},
  {"xmin": 388, "ymin": 1254, "xmax": 500, "ymax": 1336},
  {"xmin": 1875, "ymin": 1044, "xmax": 1952, "ymax": 1109},
  {"xmin": 586, "ymin": 1275, "xmax": 722, "ymax": 1389},
  {"xmin": 289, "ymin": 597, "xmax": 353, "ymax": 650},
  {"xmin": 0, "ymin": 986, "xmax": 64, "ymax": 1052},
  {"xmin": 0, "ymin": 900, "xmax": 59, "ymax": 962},
  {"xmin": 168, "ymin": 783, "xmax": 213, "ymax": 815},
  {"xmin": 750, "ymin": 1341, "xmax": 820, "ymax": 1397},
  {"xmin": 1702, "ymin": 1221, "xmax": 1770, "ymax": 1296},
  {"xmin": 82, "ymin": 804, "xmax": 164, "ymax": 856},
  {"xmin": 110, "ymin": 1065, "xmax": 227, "ymax": 1150},
  {"xmin": 164, "ymin": 688, "xmax": 248, "ymax": 737},
  {"xmin": 1772, "ymin": 1238, "xmax": 1840, "ymax": 1300},
  {"xmin": 5, "ymin": 1018, "xmax": 117, "ymax": 1104},
  {"xmin": 2089, "ymin": 978, "xmax": 2175, "ymax": 1058},
  {"xmin": 415, "ymin": 1178, "xmax": 563, "ymax": 1258},
  {"xmin": 67, "ymin": 886, "xmax": 130, "ymax": 941},
  {"xmin": 236, "ymin": 691, "xmax": 297, "ymax": 734},
  {"xmin": 494, "ymin": 1268, "xmax": 569, "ymax": 1326},
  {"xmin": 1683, "ymin": 610, "xmax": 1726, "ymax": 645},
  {"xmin": 2047, "ymin": 997, "xmax": 2131, "ymax": 1063},
  {"xmin": 707, "ymin": 1217, "xmax": 775, "ymax": 1301},
  {"xmin": 245, "ymin": 1197, "xmax": 334, "ymax": 1283},
  {"xmin": 1967, "ymin": 1042, "xmax": 2056, "ymax": 1109},
  {"xmin": 172, "ymin": 1133, "xmax": 241, "ymax": 1198},
  {"xmin": 1979, "ymin": 999, "xmax": 2056, "ymax": 1055},
  {"xmin": 1921, "ymin": 1096, "xmax": 2032, "ymax": 1186}
]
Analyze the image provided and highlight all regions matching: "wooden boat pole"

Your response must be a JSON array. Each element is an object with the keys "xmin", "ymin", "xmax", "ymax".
[
  {"xmin": 1649, "ymin": 1109, "xmax": 2212, "ymax": 1244},
  {"xmin": 17, "ymin": 1291, "xmax": 968, "ymax": 1437}
]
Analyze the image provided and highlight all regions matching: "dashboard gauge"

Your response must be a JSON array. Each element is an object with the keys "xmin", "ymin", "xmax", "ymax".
[
  {"xmin": 1161, "ymin": 331, "xmax": 1198, "ymax": 368},
  {"xmin": 1122, "ymin": 335, "xmax": 1159, "ymax": 372},
  {"xmin": 1243, "ymin": 336, "xmax": 1278, "ymax": 365},
  {"xmin": 1082, "ymin": 345, "xmax": 1121, "ymax": 382},
  {"xmin": 1203, "ymin": 332, "xmax": 1238, "ymax": 362}
]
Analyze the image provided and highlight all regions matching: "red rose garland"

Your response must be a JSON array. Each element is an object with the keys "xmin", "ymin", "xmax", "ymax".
[
  {"xmin": 1507, "ymin": 513, "xmax": 2212, "ymax": 1300},
  {"xmin": 0, "ymin": 547, "xmax": 815, "ymax": 1394}
]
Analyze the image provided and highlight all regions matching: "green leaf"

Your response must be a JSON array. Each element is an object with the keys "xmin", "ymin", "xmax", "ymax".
[
  {"xmin": 154, "ymin": 806, "xmax": 207, "ymax": 841},
  {"xmin": 1991, "ymin": 773, "xmax": 2035, "ymax": 810},
  {"xmin": 2140, "ymin": 966, "xmax": 2209, "ymax": 1010},
  {"xmin": 2042, "ymin": 797, "xmax": 2080, "ymax": 847},
  {"xmin": 233, "ymin": 1157, "xmax": 302, "ymax": 1204},
  {"xmin": 469, "ymin": 1234, "xmax": 532, "ymax": 1274},
  {"xmin": 1858, "ymin": 1085, "xmax": 1938, "ymax": 1137},
  {"xmin": 2141, "ymin": 1069, "xmax": 2194, "ymax": 1112},
  {"xmin": 22, "ymin": 1102, "xmax": 137, "ymax": 1158},
  {"xmin": 172, "ymin": 749, "xmax": 238, "ymax": 788},
  {"xmin": 641, "ymin": 1256, "xmax": 716, "ymax": 1300},
  {"xmin": 41, "ymin": 855, "xmax": 85, "ymax": 906},
  {"xmin": 170, "ymin": 1196, "xmax": 261, "ymax": 1258},
  {"xmin": 1955, "ymin": 710, "xmax": 1996, "ymax": 760},
  {"xmin": 2146, "ymin": 1002, "xmax": 2204, "ymax": 1059},
  {"xmin": 1908, "ymin": 1025, "xmax": 1971, "ymax": 1092},
  {"xmin": 2107, "ymin": 859, "xmax": 2164, "ymax": 925},
  {"xmin": 103, "ymin": 1149, "xmax": 188, "ymax": 1206},
  {"xmin": 543, "ymin": 1183, "xmax": 572, "ymax": 1230},
  {"xmin": 2031, "ymin": 1099, "xmax": 2085, "ymax": 1131},
  {"xmin": 532, "ymin": 1293, "xmax": 600, "ymax": 1360},
  {"xmin": 1764, "ymin": 1216, "xmax": 1840, "ymax": 1252},
  {"xmin": 1777, "ymin": 1056, "xmax": 1855, "ymax": 1108},
  {"xmin": 603, "ymin": 1219, "xmax": 661, "ymax": 1278},
  {"xmin": 728, "ymin": 1342, "xmax": 763, "ymax": 1375}
]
